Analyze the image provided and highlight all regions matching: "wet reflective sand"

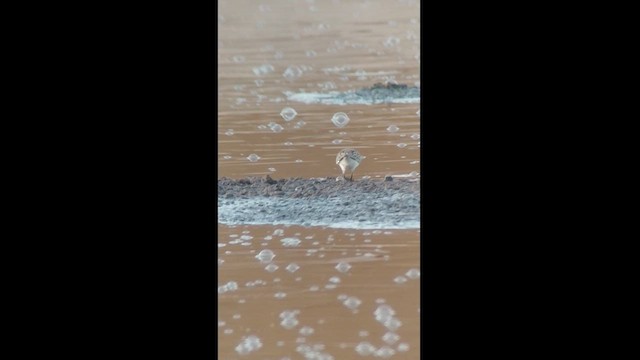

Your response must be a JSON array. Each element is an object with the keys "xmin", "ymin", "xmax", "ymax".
[{"xmin": 218, "ymin": 0, "xmax": 420, "ymax": 358}]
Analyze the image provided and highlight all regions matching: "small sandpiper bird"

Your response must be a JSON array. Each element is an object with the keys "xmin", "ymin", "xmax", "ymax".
[{"xmin": 336, "ymin": 148, "xmax": 364, "ymax": 181}]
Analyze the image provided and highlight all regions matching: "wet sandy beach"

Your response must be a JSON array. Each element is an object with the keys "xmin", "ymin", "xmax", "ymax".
[{"xmin": 218, "ymin": 0, "xmax": 420, "ymax": 358}]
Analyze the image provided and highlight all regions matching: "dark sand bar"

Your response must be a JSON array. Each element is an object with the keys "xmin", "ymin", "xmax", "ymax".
[{"xmin": 218, "ymin": 176, "xmax": 420, "ymax": 229}]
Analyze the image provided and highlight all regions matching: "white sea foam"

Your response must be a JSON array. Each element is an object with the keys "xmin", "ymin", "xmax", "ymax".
[{"xmin": 284, "ymin": 91, "xmax": 420, "ymax": 105}]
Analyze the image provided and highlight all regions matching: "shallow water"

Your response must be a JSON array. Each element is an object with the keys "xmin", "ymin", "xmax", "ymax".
[
  {"xmin": 218, "ymin": 225, "xmax": 420, "ymax": 359},
  {"xmin": 218, "ymin": 0, "xmax": 420, "ymax": 358},
  {"xmin": 218, "ymin": 0, "xmax": 420, "ymax": 180}
]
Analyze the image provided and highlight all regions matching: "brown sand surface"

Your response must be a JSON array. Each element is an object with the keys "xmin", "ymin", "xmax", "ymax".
[{"xmin": 218, "ymin": 0, "xmax": 420, "ymax": 358}]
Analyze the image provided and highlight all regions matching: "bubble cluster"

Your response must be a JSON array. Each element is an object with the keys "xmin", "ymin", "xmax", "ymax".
[
  {"xmin": 280, "ymin": 107, "xmax": 298, "ymax": 121},
  {"xmin": 299, "ymin": 326, "xmax": 315, "ymax": 336},
  {"xmin": 383, "ymin": 36, "xmax": 400, "ymax": 48},
  {"xmin": 247, "ymin": 154, "xmax": 261, "ymax": 162},
  {"xmin": 218, "ymin": 281, "xmax": 238, "ymax": 294},
  {"xmin": 355, "ymin": 342, "xmax": 376, "ymax": 356},
  {"xmin": 286, "ymin": 263, "xmax": 300, "ymax": 273},
  {"xmin": 283, "ymin": 65, "xmax": 303, "ymax": 81},
  {"xmin": 255, "ymin": 249, "xmax": 275, "ymax": 263},
  {"xmin": 235, "ymin": 335, "xmax": 263, "ymax": 355},
  {"xmin": 373, "ymin": 304, "xmax": 403, "ymax": 332},
  {"xmin": 265, "ymin": 263, "xmax": 279, "ymax": 272},
  {"xmin": 252, "ymin": 64, "xmax": 275, "ymax": 76},
  {"xmin": 343, "ymin": 296, "xmax": 362, "ymax": 310},
  {"xmin": 280, "ymin": 310, "xmax": 300, "ymax": 329},
  {"xmin": 382, "ymin": 332, "xmax": 400, "ymax": 345},
  {"xmin": 331, "ymin": 112, "xmax": 350, "ymax": 128},
  {"xmin": 281, "ymin": 237, "xmax": 301, "ymax": 247},
  {"xmin": 295, "ymin": 344, "xmax": 334, "ymax": 360},
  {"xmin": 335, "ymin": 262, "xmax": 352, "ymax": 273},
  {"xmin": 269, "ymin": 123, "xmax": 284, "ymax": 133},
  {"xmin": 394, "ymin": 276, "xmax": 408, "ymax": 284},
  {"xmin": 374, "ymin": 346, "xmax": 396, "ymax": 358},
  {"xmin": 406, "ymin": 268, "xmax": 420, "ymax": 279}
]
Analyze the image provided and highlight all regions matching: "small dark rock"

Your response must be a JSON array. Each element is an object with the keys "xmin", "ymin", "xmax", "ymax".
[{"xmin": 384, "ymin": 175, "xmax": 393, "ymax": 182}]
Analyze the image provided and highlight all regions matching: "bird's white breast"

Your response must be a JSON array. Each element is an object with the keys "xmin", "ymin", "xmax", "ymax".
[{"xmin": 338, "ymin": 156, "xmax": 360, "ymax": 173}]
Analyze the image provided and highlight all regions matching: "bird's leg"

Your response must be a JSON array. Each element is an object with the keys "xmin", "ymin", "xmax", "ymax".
[{"xmin": 350, "ymin": 172, "xmax": 354, "ymax": 181}]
